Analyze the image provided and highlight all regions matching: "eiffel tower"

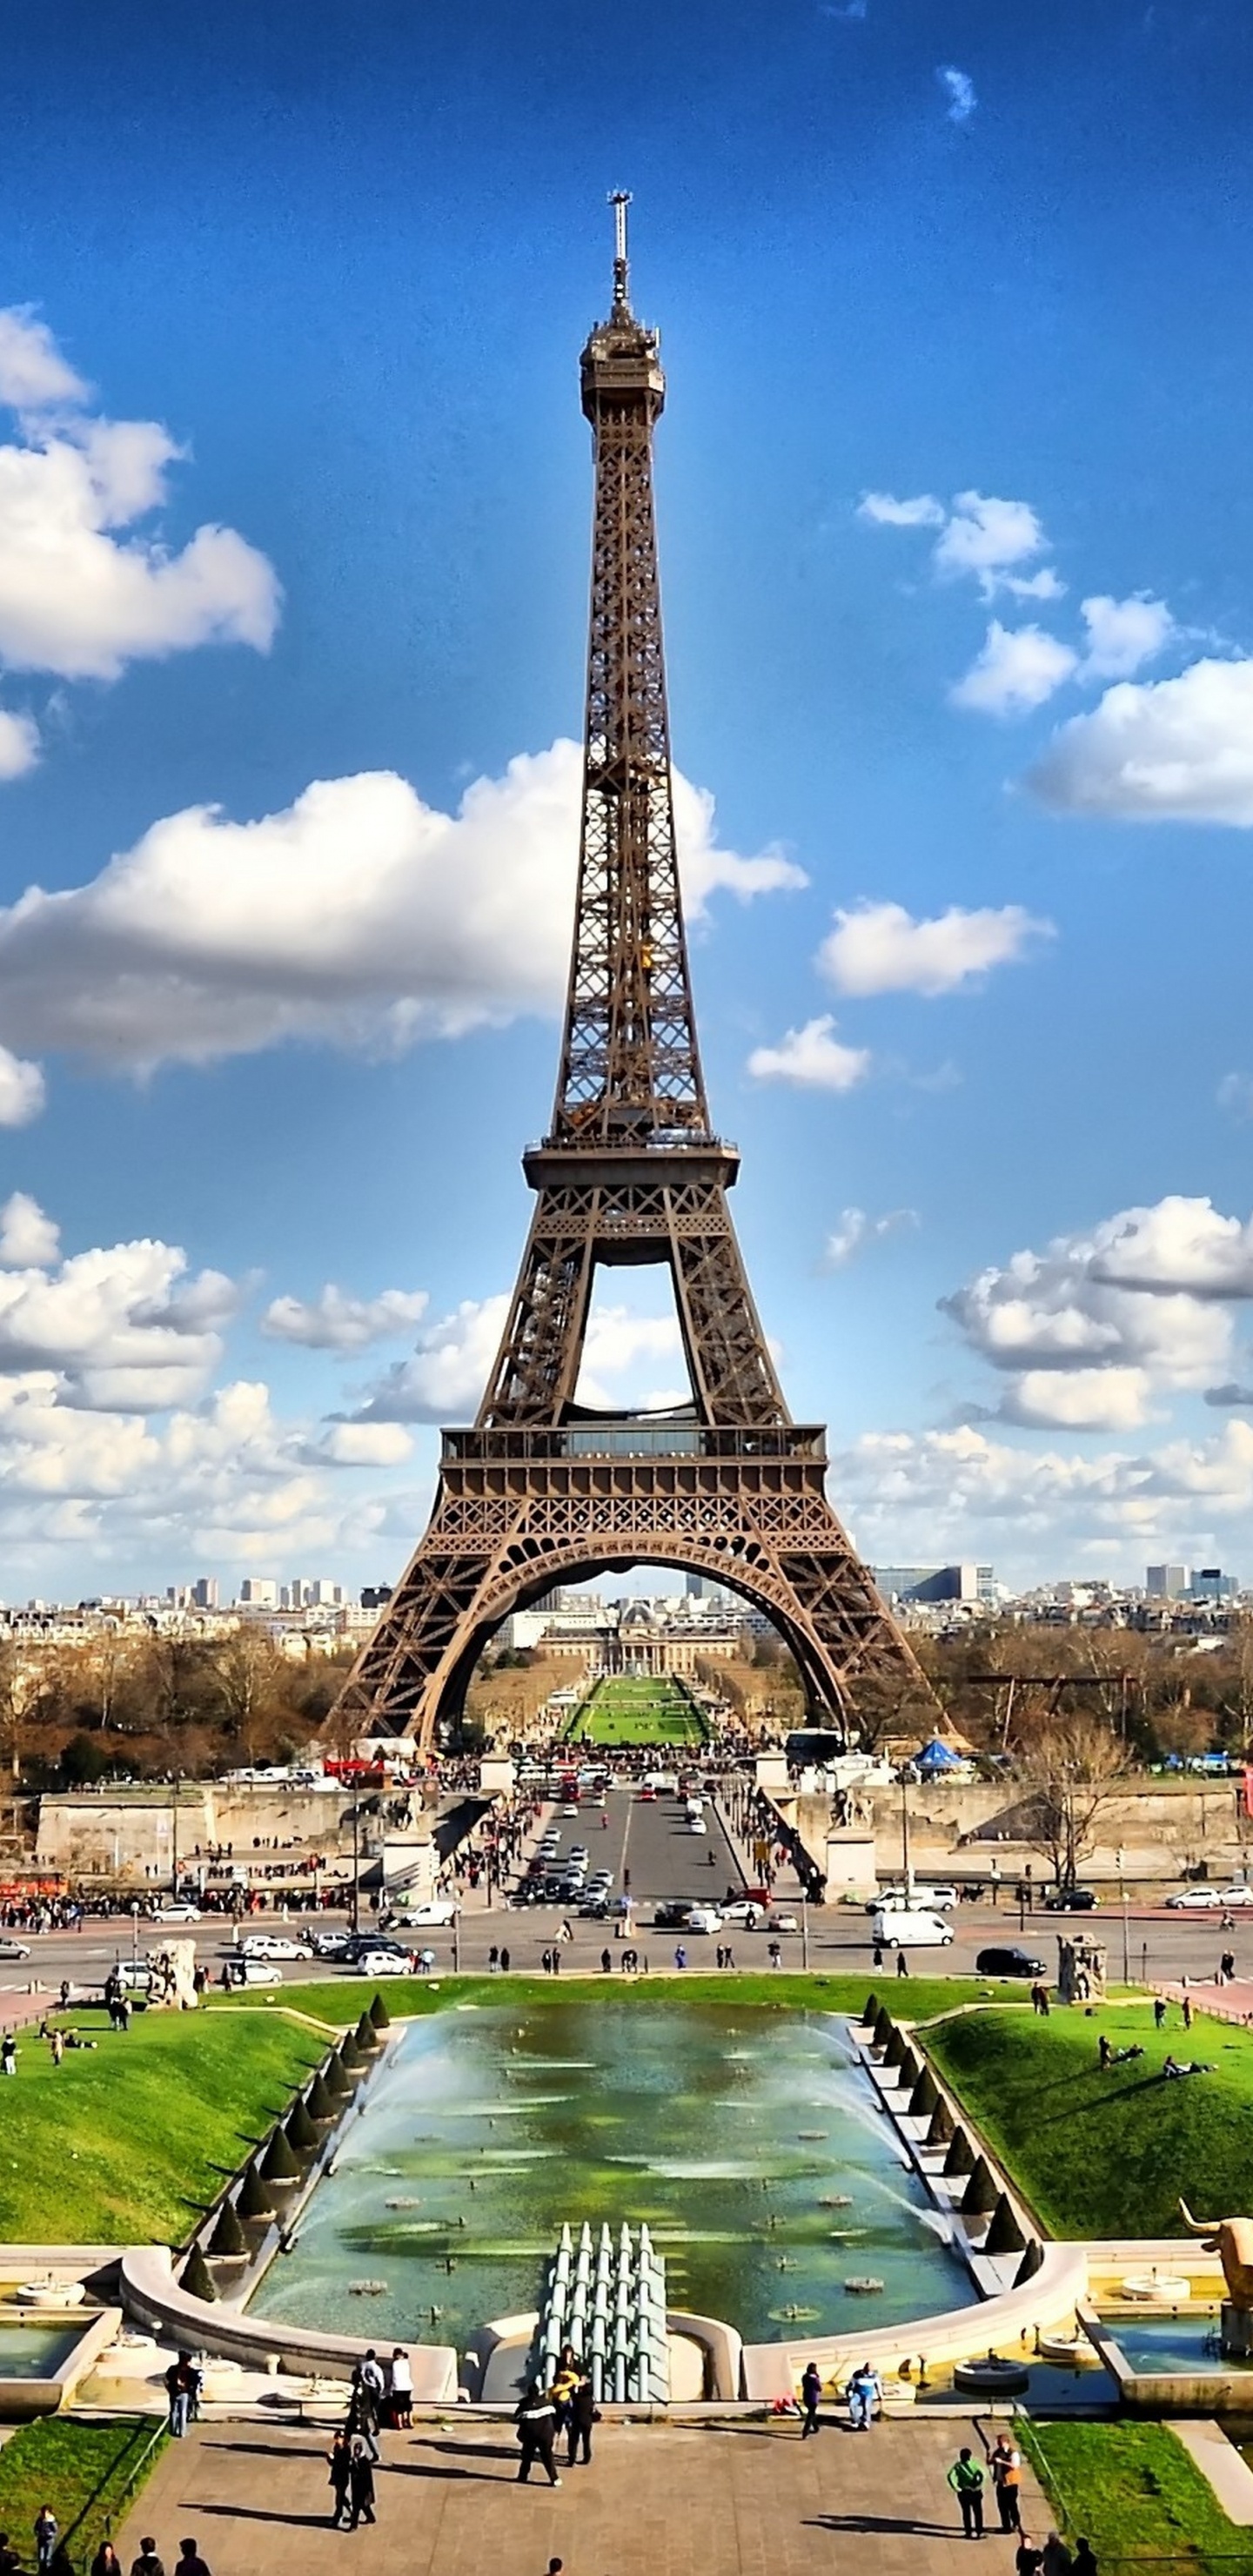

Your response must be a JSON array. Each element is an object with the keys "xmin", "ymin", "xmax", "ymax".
[{"xmin": 335, "ymin": 199, "xmax": 935, "ymax": 1749}]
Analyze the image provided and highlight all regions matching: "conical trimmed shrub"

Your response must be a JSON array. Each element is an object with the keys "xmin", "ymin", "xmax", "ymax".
[
  {"xmin": 354, "ymin": 2011, "xmax": 381, "ymax": 2052},
  {"xmin": 872, "ymin": 2008, "xmax": 894, "ymax": 2050},
  {"xmin": 285, "ymin": 2096, "xmax": 317, "ymax": 2154},
  {"xmin": 961, "ymin": 2155, "xmax": 999, "ymax": 2217},
  {"xmin": 942, "ymin": 2125, "xmax": 974, "ymax": 2178},
  {"xmin": 897, "ymin": 2046, "xmax": 921, "ymax": 2090},
  {"xmin": 306, "ymin": 2070, "xmax": 335, "ymax": 2123},
  {"xmin": 260, "ymin": 2125, "xmax": 300, "ymax": 2184},
  {"xmin": 182, "ymin": 2244, "xmax": 217, "ymax": 2303},
  {"xmin": 985, "ymin": 2193, "xmax": 1027, "ymax": 2256},
  {"xmin": 909, "ymin": 2066, "xmax": 939, "ymax": 2120},
  {"xmin": 238, "ymin": 2160, "xmax": 275, "ymax": 2222},
  {"xmin": 1014, "ymin": 2237, "xmax": 1044, "ymax": 2286},
  {"xmin": 325, "ymin": 2049, "xmax": 353, "ymax": 2097},
  {"xmin": 339, "ymin": 2031, "xmax": 363, "ymax": 2072},
  {"xmin": 927, "ymin": 2097, "xmax": 955, "ymax": 2148},
  {"xmin": 861, "ymin": 1993, "xmax": 879, "ymax": 2026},
  {"xmin": 884, "ymin": 2026, "xmax": 908, "ymax": 2070},
  {"xmin": 207, "ymin": 2196, "xmax": 246, "ymax": 2257},
  {"xmin": 369, "ymin": 1992, "xmax": 391, "ymax": 2031}
]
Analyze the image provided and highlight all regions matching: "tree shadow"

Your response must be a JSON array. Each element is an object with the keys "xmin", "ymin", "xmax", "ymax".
[
  {"xmin": 805, "ymin": 2514, "xmax": 957, "ymax": 2536},
  {"xmin": 188, "ymin": 2502, "xmax": 333, "ymax": 2528}
]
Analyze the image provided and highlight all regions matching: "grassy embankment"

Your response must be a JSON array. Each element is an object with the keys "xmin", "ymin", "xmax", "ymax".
[
  {"xmin": 221, "ymin": 1969, "xmax": 1035, "ymax": 2027},
  {"xmin": 926, "ymin": 1996, "xmax": 1253, "ymax": 2238},
  {"xmin": 0, "ymin": 2418, "xmax": 165, "ymax": 2573},
  {"xmin": 564, "ymin": 1674, "xmax": 707, "ymax": 1748},
  {"xmin": 1026, "ymin": 2419, "xmax": 1253, "ymax": 2573},
  {"xmin": 0, "ymin": 2009, "xmax": 324, "ymax": 2242}
]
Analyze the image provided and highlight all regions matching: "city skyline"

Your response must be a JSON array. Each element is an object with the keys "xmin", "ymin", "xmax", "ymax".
[{"xmin": 3, "ymin": 3, "xmax": 1253, "ymax": 1595}]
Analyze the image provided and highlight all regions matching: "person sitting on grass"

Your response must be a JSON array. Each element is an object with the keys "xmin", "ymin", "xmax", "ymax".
[{"xmin": 1163, "ymin": 2056, "xmax": 1216, "ymax": 2079}]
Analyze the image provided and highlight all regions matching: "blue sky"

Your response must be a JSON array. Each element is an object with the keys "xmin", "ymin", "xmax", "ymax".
[{"xmin": 3, "ymin": 0, "xmax": 1253, "ymax": 1596}]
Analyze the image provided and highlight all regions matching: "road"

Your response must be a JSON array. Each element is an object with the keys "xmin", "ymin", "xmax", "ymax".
[{"xmin": 3, "ymin": 1785, "xmax": 1252, "ymax": 1996}]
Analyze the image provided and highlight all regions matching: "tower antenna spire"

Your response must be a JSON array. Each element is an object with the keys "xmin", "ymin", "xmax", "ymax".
[{"xmin": 610, "ymin": 188, "xmax": 632, "ymax": 313}]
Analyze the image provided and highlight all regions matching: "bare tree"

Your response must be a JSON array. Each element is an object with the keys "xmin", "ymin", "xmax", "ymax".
[{"xmin": 1016, "ymin": 1710, "xmax": 1132, "ymax": 1890}]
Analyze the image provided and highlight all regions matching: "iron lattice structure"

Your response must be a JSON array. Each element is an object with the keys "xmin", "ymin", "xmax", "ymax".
[{"xmin": 334, "ymin": 202, "xmax": 935, "ymax": 1748}]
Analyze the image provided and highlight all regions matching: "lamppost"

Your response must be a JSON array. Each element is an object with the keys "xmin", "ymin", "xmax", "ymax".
[{"xmin": 351, "ymin": 1801, "xmax": 360, "ymax": 1935}]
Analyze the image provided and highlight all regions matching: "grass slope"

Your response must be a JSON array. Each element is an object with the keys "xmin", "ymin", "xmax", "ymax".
[
  {"xmin": 1027, "ymin": 2421, "xmax": 1253, "ymax": 2571},
  {"xmin": 927, "ymin": 1998, "xmax": 1253, "ymax": 2237},
  {"xmin": 225, "ymin": 1969, "xmax": 1040, "ymax": 2029},
  {"xmin": 0, "ymin": 2418, "xmax": 164, "ymax": 2571},
  {"xmin": 565, "ymin": 1677, "xmax": 707, "ymax": 1748},
  {"xmin": 0, "ymin": 2010, "xmax": 324, "ymax": 2242}
]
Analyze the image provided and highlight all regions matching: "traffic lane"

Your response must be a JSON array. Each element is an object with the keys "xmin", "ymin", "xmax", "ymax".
[
  {"xmin": 802, "ymin": 1897, "xmax": 1253, "ymax": 1985},
  {"xmin": 616, "ymin": 1789, "xmax": 741, "ymax": 1904}
]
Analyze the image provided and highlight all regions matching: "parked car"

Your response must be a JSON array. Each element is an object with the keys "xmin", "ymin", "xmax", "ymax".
[
  {"xmin": 1218, "ymin": 1884, "xmax": 1253, "ymax": 1908},
  {"xmin": 871, "ymin": 1909, "xmax": 954, "ymax": 1949},
  {"xmin": 975, "ymin": 1945, "xmax": 1047, "ymax": 1977},
  {"xmin": 238, "ymin": 1934, "xmax": 314, "ymax": 1961},
  {"xmin": 1042, "ymin": 1887, "xmax": 1098, "ymax": 1911},
  {"xmin": 767, "ymin": 1912, "xmax": 800, "ymax": 1934},
  {"xmin": 0, "ymin": 1935, "xmax": 30, "ymax": 1960},
  {"xmin": 311, "ymin": 1929, "xmax": 355, "ymax": 1957},
  {"xmin": 354, "ymin": 1950, "xmax": 414, "ymax": 1977},
  {"xmin": 1163, "ymin": 1887, "xmax": 1226, "ymax": 1910},
  {"xmin": 868, "ymin": 1883, "xmax": 956, "ymax": 1913},
  {"xmin": 221, "ymin": 1956, "xmax": 281, "ymax": 1988}
]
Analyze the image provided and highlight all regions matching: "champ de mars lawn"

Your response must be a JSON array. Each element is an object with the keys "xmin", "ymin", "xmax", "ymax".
[{"xmin": 563, "ymin": 1674, "xmax": 707, "ymax": 1747}]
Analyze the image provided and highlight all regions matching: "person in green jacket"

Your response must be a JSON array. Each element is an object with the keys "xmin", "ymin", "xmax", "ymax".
[{"xmin": 948, "ymin": 2445, "xmax": 985, "ymax": 2539}]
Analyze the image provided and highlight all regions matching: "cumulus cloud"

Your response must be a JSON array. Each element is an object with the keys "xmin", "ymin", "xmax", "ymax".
[
  {"xmin": 0, "ymin": 740, "xmax": 802, "ymax": 1079},
  {"xmin": 0, "ymin": 1230, "xmax": 239, "ymax": 1412},
  {"xmin": 263, "ymin": 1285, "xmax": 430, "ymax": 1352},
  {"xmin": 950, "ymin": 621, "xmax": 1078, "ymax": 716},
  {"xmin": 860, "ymin": 486, "xmax": 1054, "ymax": 602},
  {"xmin": 818, "ymin": 898, "xmax": 1053, "ymax": 997},
  {"xmin": 0, "ymin": 1193, "xmax": 59, "ymax": 1268},
  {"xmin": 316, "ymin": 1420, "xmax": 414, "ymax": 1467},
  {"xmin": 936, "ymin": 64, "xmax": 977, "ymax": 122},
  {"xmin": 1029, "ymin": 656, "xmax": 1253, "ymax": 823},
  {"xmin": 940, "ymin": 1196, "xmax": 1253, "ymax": 1430},
  {"xmin": 0, "ymin": 709, "xmax": 38, "ymax": 780},
  {"xmin": 856, "ymin": 492, "xmax": 946, "ymax": 530},
  {"xmin": 1079, "ymin": 593, "xmax": 1175, "ymax": 681},
  {"xmin": 825, "ymin": 1207, "xmax": 918, "ymax": 1267},
  {"xmin": 747, "ymin": 1016, "xmax": 872, "ymax": 1093},
  {"xmin": 0, "ymin": 306, "xmax": 279, "ymax": 686},
  {"xmin": 0, "ymin": 1046, "xmax": 44, "ymax": 1126}
]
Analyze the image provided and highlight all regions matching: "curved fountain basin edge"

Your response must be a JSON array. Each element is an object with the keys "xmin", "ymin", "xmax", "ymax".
[{"xmin": 119, "ymin": 2246, "xmax": 458, "ymax": 2401}]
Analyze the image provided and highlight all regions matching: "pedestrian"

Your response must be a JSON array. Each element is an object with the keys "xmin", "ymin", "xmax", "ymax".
[
  {"xmin": 873, "ymin": 1941, "xmax": 884, "ymax": 1970},
  {"xmin": 600, "ymin": 1949, "xmax": 612, "ymax": 1976},
  {"xmin": 50, "ymin": 2029, "xmax": 64, "ymax": 2067},
  {"xmin": 1042, "ymin": 2537, "xmax": 1072, "ymax": 2576},
  {"xmin": 515, "ymin": 2379, "xmax": 561, "ymax": 2485},
  {"xmin": 847, "ymin": 2358, "xmax": 881, "ymax": 2431},
  {"xmin": 1153, "ymin": 1996, "xmax": 1167, "ymax": 2029},
  {"xmin": 34, "ymin": 2506, "xmax": 57, "ymax": 2573},
  {"xmin": 1072, "ymin": 2543, "xmax": 1097, "ymax": 2576},
  {"xmin": 1220, "ymin": 1950, "xmax": 1236, "ymax": 1985},
  {"xmin": 347, "ymin": 2434, "xmax": 377, "ymax": 2528},
  {"xmin": 947, "ymin": 2445, "xmax": 985, "ymax": 2539},
  {"xmin": 1015, "ymin": 2538, "xmax": 1043, "ymax": 2576},
  {"xmin": 175, "ymin": 2541, "xmax": 212, "ymax": 2576},
  {"xmin": 1, "ymin": 2034, "xmax": 16, "ymax": 2076},
  {"xmin": 0, "ymin": 2533, "xmax": 20, "ymax": 2576},
  {"xmin": 89, "ymin": 2547, "xmax": 122, "ymax": 2576},
  {"xmin": 328, "ymin": 2428, "xmax": 352, "ymax": 2526},
  {"xmin": 129, "ymin": 2542, "xmax": 165, "ymax": 2576},
  {"xmin": 499, "ymin": 1946, "xmax": 510, "ymax": 1972},
  {"xmin": 566, "ymin": 2366, "xmax": 596, "ymax": 2466},
  {"xmin": 800, "ymin": 2358, "xmax": 822, "ymax": 2435},
  {"xmin": 488, "ymin": 1945, "xmax": 499, "ymax": 1974},
  {"xmin": 674, "ymin": 1945, "xmax": 687, "ymax": 1970},
  {"xmin": 165, "ymin": 2351, "xmax": 195, "ymax": 2438},
  {"xmin": 895, "ymin": 1952, "xmax": 909, "ymax": 1979},
  {"xmin": 1183, "ymin": 1992, "xmax": 1193, "ymax": 2029},
  {"xmin": 388, "ymin": 2345, "xmax": 412, "ymax": 2428},
  {"xmin": 988, "ymin": 2432, "xmax": 1022, "ymax": 2532},
  {"xmin": 725, "ymin": 1944, "xmax": 735, "ymax": 1969}
]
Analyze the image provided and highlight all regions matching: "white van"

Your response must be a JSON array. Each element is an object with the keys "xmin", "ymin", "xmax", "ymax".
[{"xmin": 871, "ymin": 1908, "xmax": 953, "ymax": 1949}]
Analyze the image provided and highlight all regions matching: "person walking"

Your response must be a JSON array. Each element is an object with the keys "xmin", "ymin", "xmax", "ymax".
[
  {"xmin": 34, "ymin": 2506, "xmax": 57, "ymax": 2573},
  {"xmin": 328, "ymin": 2428, "xmax": 352, "ymax": 2526},
  {"xmin": 1042, "ymin": 2537, "xmax": 1072, "ymax": 2576},
  {"xmin": 175, "ymin": 2541, "xmax": 212, "ymax": 2576},
  {"xmin": 847, "ymin": 2358, "xmax": 882, "ymax": 2431},
  {"xmin": 895, "ymin": 1952, "xmax": 910, "ymax": 1979},
  {"xmin": 515, "ymin": 2380, "xmax": 561, "ymax": 2485},
  {"xmin": 566, "ymin": 2366, "xmax": 596, "ymax": 2467},
  {"xmin": 1153, "ymin": 1996, "xmax": 1167, "ymax": 2029},
  {"xmin": 988, "ymin": 2432, "xmax": 1023, "ymax": 2532},
  {"xmin": 347, "ymin": 2435, "xmax": 377, "ymax": 2529},
  {"xmin": 800, "ymin": 2358, "xmax": 822, "ymax": 2435},
  {"xmin": 1015, "ymin": 2538, "xmax": 1043, "ymax": 2576},
  {"xmin": 1, "ymin": 2034, "xmax": 16, "ymax": 2076},
  {"xmin": 129, "ymin": 2541, "xmax": 165, "ymax": 2576},
  {"xmin": 89, "ymin": 2547, "xmax": 122, "ymax": 2576},
  {"xmin": 1071, "ymin": 2543, "xmax": 1097, "ymax": 2576},
  {"xmin": 948, "ymin": 2445, "xmax": 985, "ymax": 2539},
  {"xmin": 164, "ymin": 2352, "xmax": 195, "ymax": 2438},
  {"xmin": 1183, "ymin": 1991, "xmax": 1193, "ymax": 2029}
]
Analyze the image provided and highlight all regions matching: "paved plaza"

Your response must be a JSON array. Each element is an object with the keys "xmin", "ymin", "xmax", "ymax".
[{"xmin": 115, "ymin": 2413, "xmax": 1053, "ymax": 2576}]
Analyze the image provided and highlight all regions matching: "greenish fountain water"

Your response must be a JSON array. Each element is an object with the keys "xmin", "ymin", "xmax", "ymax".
[{"xmin": 253, "ymin": 2001, "xmax": 973, "ymax": 2349}]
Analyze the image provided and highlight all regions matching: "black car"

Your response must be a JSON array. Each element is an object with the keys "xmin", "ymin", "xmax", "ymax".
[
  {"xmin": 976, "ymin": 1944, "xmax": 1046, "ymax": 1977},
  {"xmin": 1042, "ymin": 1887, "xmax": 1098, "ymax": 1911},
  {"xmin": 653, "ymin": 1899, "xmax": 695, "ymax": 1929}
]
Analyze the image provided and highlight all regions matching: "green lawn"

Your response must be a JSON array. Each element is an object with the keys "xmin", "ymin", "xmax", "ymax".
[
  {"xmin": 0, "ymin": 2418, "xmax": 164, "ymax": 2573},
  {"xmin": 565, "ymin": 1676, "xmax": 707, "ymax": 1747},
  {"xmin": 222, "ymin": 1969, "xmax": 1042, "ymax": 2029},
  {"xmin": 926, "ymin": 1997, "xmax": 1253, "ymax": 2237},
  {"xmin": 0, "ymin": 2009, "xmax": 325, "ymax": 2243},
  {"xmin": 1025, "ymin": 2421, "xmax": 1253, "ymax": 2571}
]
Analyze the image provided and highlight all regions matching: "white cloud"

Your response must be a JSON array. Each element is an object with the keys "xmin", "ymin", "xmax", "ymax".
[
  {"xmin": 950, "ymin": 621, "xmax": 1078, "ymax": 716},
  {"xmin": 941, "ymin": 1196, "xmax": 1253, "ymax": 1429},
  {"xmin": 0, "ymin": 1231, "xmax": 239, "ymax": 1412},
  {"xmin": 0, "ymin": 307, "xmax": 280, "ymax": 682},
  {"xmin": 934, "ymin": 493, "xmax": 1046, "ymax": 593},
  {"xmin": 1029, "ymin": 657, "xmax": 1253, "ymax": 823},
  {"xmin": 818, "ymin": 898, "xmax": 1053, "ymax": 997},
  {"xmin": 825, "ymin": 1206, "xmax": 918, "ymax": 1267},
  {"xmin": 936, "ymin": 64, "xmax": 977, "ymax": 123},
  {"xmin": 351, "ymin": 1292, "xmax": 688, "ymax": 1425},
  {"xmin": 1078, "ymin": 593, "xmax": 1175, "ymax": 681},
  {"xmin": 263, "ymin": 1285, "xmax": 430, "ymax": 1352},
  {"xmin": 747, "ymin": 1016, "xmax": 872, "ymax": 1093},
  {"xmin": 317, "ymin": 1421, "xmax": 414, "ymax": 1467},
  {"xmin": 0, "ymin": 740, "xmax": 802, "ymax": 1080},
  {"xmin": 0, "ymin": 1193, "xmax": 59, "ymax": 1268},
  {"xmin": 856, "ymin": 492, "xmax": 945, "ymax": 529},
  {"xmin": 0, "ymin": 1046, "xmax": 44, "ymax": 1126},
  {"xmin": 0, "ymin": 709, "xmax": 38, "ymax": 780}
]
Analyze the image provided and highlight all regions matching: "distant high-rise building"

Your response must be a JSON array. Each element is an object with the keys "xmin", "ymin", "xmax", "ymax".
[
  {"xmin": 1190, "ymin": 1566, "xmax": 1237, "ymax": 1603},
  {"xmin": 307, "ymin": 1580, "xmax": 342, "ymax": 1607},
  {"xmin": 191, "ymin": 1575, "xmax": 218, "ymax": 1610},
  {"xmin": 1146, "ymin": 1564, "xmax": 1189, "ymax": 1599},
  {"xmin": 873, "ymin": 1564, "xmax": 995, "ymax": 1607},
  {"xmin": 239, "ymin": 1577, "xmax": 278, "ymax": 1608}
]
